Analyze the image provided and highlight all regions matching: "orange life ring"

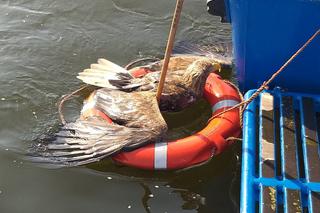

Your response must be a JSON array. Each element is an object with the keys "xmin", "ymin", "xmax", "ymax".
[
  {"xmin": 81, "ymin": 68, "xmax": 241, "ymax": 170},
  {"xmin": 113, "ymin": 68, "xmax": 241, "ymax": 170}
]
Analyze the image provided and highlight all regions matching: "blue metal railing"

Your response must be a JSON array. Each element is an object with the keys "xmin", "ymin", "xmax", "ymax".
[{"xmin": 241, "ymin": 89, "xmax": 320, "ymax": 212}]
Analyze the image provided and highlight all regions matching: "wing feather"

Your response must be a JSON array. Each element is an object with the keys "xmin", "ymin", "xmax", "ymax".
[
  {"xmin": 77, "ymin": 58, "xmax": 133, "ymax": 88},
  {"xmin": 29, "ymin": 90, "xmax": 167, "ymax": 167}
]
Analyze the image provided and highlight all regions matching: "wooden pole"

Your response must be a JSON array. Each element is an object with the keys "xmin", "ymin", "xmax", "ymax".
[{"xmin": 156, "ymin": 0, "xmax": 184, "ymax": 102}]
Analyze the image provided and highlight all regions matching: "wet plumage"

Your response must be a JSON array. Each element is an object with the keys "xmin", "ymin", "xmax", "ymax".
[
  {"xmin": 30, "ymin": 43, "xmax": 232, "ymax": 167},
  {"xmin": 32, "ymin": 89, "xmax": 167, "ymax": 167},
  {"xmin": 78, "ymin": 57, "xmax": 221, "ymax": 111}
]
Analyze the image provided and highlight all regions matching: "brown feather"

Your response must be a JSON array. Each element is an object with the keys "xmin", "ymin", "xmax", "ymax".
[{"xmin": 30, "ymin": 58, "xmax": 220, "ymax": 167}]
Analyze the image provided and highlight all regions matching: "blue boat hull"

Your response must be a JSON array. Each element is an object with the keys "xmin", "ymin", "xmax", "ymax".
[{"xmin": 225, "ymin": 0, "xmax": 320, "ymax": 93}]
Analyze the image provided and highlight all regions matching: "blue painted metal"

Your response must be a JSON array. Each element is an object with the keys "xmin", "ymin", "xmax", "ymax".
[
  {"xmin": 241, "ymin": 89, "xmax": 320, "ymax": 213},
  {"xmin": 224, "ymin": 0, "xmax": 320, "ymax": 93},
  {"xmin": 240, "ymin": 90, "xmax": 257, "ymax": 213}
]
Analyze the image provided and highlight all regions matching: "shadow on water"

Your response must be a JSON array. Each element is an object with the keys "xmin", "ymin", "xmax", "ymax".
[{"xmin": 0, "ymin": 0, "xmax": 238, "ymax": 212}]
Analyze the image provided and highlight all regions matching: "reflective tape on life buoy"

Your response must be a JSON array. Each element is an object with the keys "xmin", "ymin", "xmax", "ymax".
[
  {"xmin": 154, "ymin": 142, "xmax": 167, "ymax": 169},
  {"xmin": 211, "ymin": 99, "xmax": 239, "ymax": 113},
  {"xmin": 110, "ymin": 70, "xmax": 242, "ymax": 170}
]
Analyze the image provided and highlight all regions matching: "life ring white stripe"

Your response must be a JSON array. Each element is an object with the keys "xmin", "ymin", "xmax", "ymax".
[
  {"xmin": 154, "ymin": 142, "xmax": 167, "ymax": 169},
  {"xmin": 211, "ymin": 99, "xmax": 239, "ymax": 113}
]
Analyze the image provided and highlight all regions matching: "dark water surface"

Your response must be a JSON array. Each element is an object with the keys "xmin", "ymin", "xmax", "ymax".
[{"xmin": 0, "ymin": 0, "xmax": 240, "ymax": 212}]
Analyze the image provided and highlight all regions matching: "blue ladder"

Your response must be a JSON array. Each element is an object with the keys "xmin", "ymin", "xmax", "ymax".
[{"xmin": 241, "ymin": 89, "xmax": 320, "ymax": 212}]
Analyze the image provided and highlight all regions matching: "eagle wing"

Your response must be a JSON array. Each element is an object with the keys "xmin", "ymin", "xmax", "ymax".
[{"xmin": 30, "ymin": 89, "xmax": 167, "ymax": 167}]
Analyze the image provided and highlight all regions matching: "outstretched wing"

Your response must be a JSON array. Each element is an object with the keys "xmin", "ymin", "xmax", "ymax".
[
  {"xmin": 77, "ymin": 58, "xmax": 156, "ymax": 91},
  {"xmin": 30, "ymin": 90, "xmax": 167, "ymax": 167},
  {"xmin": 77, "ymin": 58, "xmax": 133, "ymax": 88}
]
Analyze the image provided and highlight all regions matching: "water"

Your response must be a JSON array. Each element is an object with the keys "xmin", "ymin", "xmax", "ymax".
[{"xmin": 0, "ymin": 0, "xmax": 240, "ymax": 212}]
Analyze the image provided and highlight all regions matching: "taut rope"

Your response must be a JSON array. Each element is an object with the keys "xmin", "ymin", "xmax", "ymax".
[{"xmin": 209, "ymin": 29, "xmax": 320, "ymax": 124}]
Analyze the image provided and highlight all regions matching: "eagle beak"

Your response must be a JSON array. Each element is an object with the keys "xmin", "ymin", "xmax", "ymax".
[{"xmin": 213, "ymin": 63, "xmax": 222, "ymax": 73}]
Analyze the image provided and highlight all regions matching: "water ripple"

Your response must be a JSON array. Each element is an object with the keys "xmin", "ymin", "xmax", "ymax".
[
  {"xmin": 0, "ymin": 3, "xmax": 52, "ymax": 15},
  {"xmin": 111, "ymin": 0, "xmax": 171, "ymax": 21}
]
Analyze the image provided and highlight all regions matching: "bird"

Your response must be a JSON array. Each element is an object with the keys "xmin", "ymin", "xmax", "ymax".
[
  {"xmin": 77, "ymin": 41, "xmax": 232, "ymax": 111},
  {"xmin": 30, "ymin": 57, "xmax": 222, "ymax": 167},
  {"xmin": 30, "ymin": 42, "xmax": 233, "ymax": 167},
  {"xmin": 78, "ymin": 57, "xmax": 222, "ymax": 111}
]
